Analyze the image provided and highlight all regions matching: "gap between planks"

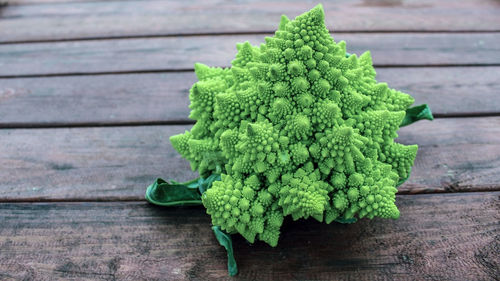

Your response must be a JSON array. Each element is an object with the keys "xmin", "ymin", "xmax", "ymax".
[
  {"xmin": 2, "ymin": 30, "xmax": 499, "ymax": 46},
  {"xmin": 0, "ymin": 188, "xmax": 498, "ymax": 204},
  {"xmin": 1, "ymin": 113, "xmax": 500, "ymax": 130},
  {"xmin": 2, "ymin": 64, "xmax": 500, "ymax": 79}
]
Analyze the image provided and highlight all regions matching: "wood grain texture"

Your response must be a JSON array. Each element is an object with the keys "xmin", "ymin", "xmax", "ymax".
[
  {"xmin": 1, "ymin": 33, "xmax": 498, "ymax": 77},
  {"xmin": 1, "ymin": 0, "xmax": 500, "ymax": 43},
  {"xmin": 0, "ymin": 192, "xmax": 498, "ymax": 280},
  {"xmin": 376, "ymin": 67, "xmax": 500, "ymax": 117},
  {"xmin": 0, "ymin": 125, "xmax": 197, "ymax": 201},
  {"xmin": 1, "ymin": 1, "xmax": 498, "ymax": 280},
  {"xmin": 0, "ymin": 67, "xmax": 498, "ymax": 126},
  {"xmin": 397, "ymin": 117, "xmax": 500, "ymax": 194},
  {"xmin": 1, "ymin": 117, "xmax": 499, "ymax": 201},
  {"xmin": 0, "ymin": 72, "xmax": 196, "ymax": 126}
]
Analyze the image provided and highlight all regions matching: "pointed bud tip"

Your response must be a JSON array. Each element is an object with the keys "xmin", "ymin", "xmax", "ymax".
[
  {"xmin": 194, "ymin": 63, "xmax": 211, "ymax": 80},
  {"xmin": 169, "ymin": 133, "xmax": 185, "ymax": 151},
  {"xmin": 279, "ymin": 14, "xmax": 290, "ymax": 28},
  {"xmin": 194, "ymin": 63, "xmax": 208, "ymax": 72},
  {"xmin": 309, "ymin": 4, "xmax": 325, "ymax": 23}
]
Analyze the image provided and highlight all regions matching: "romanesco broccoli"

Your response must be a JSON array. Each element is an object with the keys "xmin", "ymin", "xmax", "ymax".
[{"xmin": 169, "ymin": 4, "xmax": 429, "ymax": 248}]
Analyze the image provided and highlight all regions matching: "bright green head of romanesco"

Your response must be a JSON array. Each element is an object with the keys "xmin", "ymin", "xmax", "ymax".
[{"xmin": 170, "ymin": 4, "xmax": 417, "ymax": 247}]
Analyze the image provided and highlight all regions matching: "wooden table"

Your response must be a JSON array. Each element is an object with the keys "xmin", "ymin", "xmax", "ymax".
[{"xmin": 1, "ymin": 1, "xmax": 499, "ymax": 280}]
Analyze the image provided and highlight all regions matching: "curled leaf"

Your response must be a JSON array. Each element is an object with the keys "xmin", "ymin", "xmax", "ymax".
[
  {"xmin": 145, "ymin": 174, "xmax": 222, "ymax": 206},
  {"xmin": 401, "ymin": 104, "xmax": 434, "ymax": 127},
  {"xmin": 145, "ymin": 178, "xmax": 203, "ymax": 206}
]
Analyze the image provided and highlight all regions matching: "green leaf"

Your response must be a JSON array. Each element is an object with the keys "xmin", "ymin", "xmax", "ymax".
[
  {"xmin": 145, "ymin": 178, "xmax": 203, "ymax": 206},
  {"xmin": 145, "ymin": 174, "xmax": 221, "ymax": 206},
  {"xmin": 401, "ymin": 104, "xmax": 434, "ymax": 127},
  {"xmin": 212, "ymin": 226, "xmax": 238, "ymax": 276}
]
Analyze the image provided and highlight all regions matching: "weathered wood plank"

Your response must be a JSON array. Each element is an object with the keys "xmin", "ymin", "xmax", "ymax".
[
  {"xmin": 1, "ymin": 117, "xmax": 499, "ymax": 201},
  {"xmin": 0, "ymin": 67, "xmax": 498, "ymax": 126},
  {"xmin": 0, "ymin": 192, "xmax": 498, "ymax": 280},
  {"xmin": 1, "ymin": 33, "xmax": 498, "ymax": 77},
  {"xmin": 1, "ymin": 0, "xmax": 500, "ymax": 43},
  {"xmin": 397, "ymin": 118, "xmax": 500, "ymax": 194},
  {"xmin": 0, "ymin": 125, "xmax": 197, "ymax": 201},
  {"xmin": 0, "ymin": 72, "xmax": 195, "ymax": 126},
  {"xmin": 376, "ymin": 67, "xmax": 500, "ymax": 117}
]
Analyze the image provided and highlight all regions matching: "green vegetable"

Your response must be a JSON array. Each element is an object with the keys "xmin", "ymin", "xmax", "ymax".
[
  {"xmin": 147, "ymin": 4, "xmax": 433, "ymax": 275},
  {"xmin": 212, "ymin": 226, "xmax": 238, "ymax": 276}
]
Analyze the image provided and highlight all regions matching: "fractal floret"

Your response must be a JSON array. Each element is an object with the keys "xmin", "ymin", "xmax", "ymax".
[{"xmin": 170, "ymin": 4, "xmax": 422, "ymax": 247}]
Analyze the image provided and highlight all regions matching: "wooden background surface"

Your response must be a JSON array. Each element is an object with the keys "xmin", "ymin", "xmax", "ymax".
[{"xmin": 0, "ymin": 0, "xmax": 499, "ymax": 280}]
